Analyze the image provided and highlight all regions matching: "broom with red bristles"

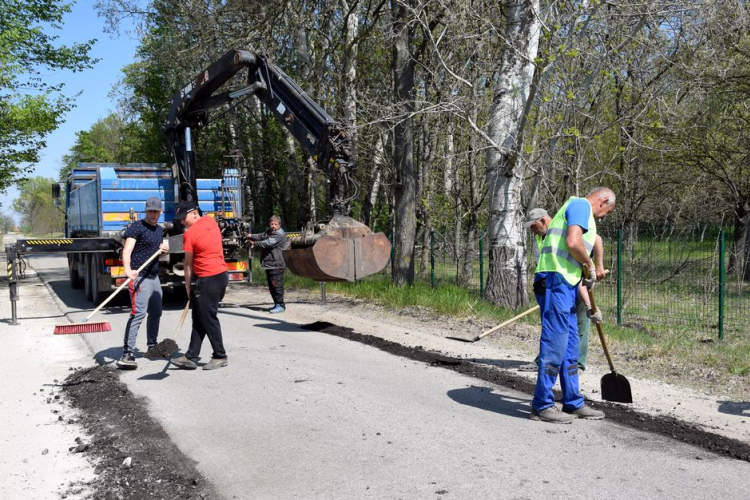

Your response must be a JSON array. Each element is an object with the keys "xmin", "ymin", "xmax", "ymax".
[{"xmin": 54, "ymin": 249, "xmax": 164, "ymax": 335}]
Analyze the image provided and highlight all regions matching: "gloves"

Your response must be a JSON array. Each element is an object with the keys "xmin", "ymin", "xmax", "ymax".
[
  {"xmin": 582, "ymin": 262, "xmax": 597, "ymax": 290},
  {"xmin": 586, "ymin": 307, "xmax": 603, "ymax": 324}
]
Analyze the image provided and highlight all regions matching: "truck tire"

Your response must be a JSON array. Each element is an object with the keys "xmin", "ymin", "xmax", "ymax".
[
  {"xmin": 90, "ymin": 256, "xmax": 109, "ymax": 306},
  {"xmin": 83, "ymin": 254, "xmax": 93, "ymax": 301},
  {"xmin": 68, "ymin": 254, "xmax": 84, "ymax": 289}
]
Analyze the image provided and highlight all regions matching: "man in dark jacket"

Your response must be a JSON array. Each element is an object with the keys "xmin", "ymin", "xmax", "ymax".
[{"xmin": 247, "ymin": 215, "xmax": 287, "ymax": 313}]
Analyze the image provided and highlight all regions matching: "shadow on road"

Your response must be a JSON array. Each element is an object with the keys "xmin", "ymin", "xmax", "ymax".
[
  {"xmin": 717, "ymin": 400, "xmax": 750, "ymax": 417},
  {"xmin": 447, "ymin": 386, "xmax": 531, "ymax": 420}
]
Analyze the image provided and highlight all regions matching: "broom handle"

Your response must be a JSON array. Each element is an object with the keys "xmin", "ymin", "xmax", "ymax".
[
  {"xmin": 83, "ymin": 248, "xmax": 164, "ymax": 322},
  {"xmin": 476, "ymin": 305, "xmax": 540, "ymax": 340},
  {"xmin": 583, "ymin": 266, "xmax": 617, "ymax": 373}
]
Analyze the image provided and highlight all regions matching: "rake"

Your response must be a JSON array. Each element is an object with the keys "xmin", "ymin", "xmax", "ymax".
[{"xmin": 54, "ymin": 249, "xmax": 163, "ymax": 335}]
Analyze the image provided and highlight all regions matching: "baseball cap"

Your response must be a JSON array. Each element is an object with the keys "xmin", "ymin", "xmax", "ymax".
[
  {"xmin": 524, "ymin": 208, "xmax": 548, "ymax": 228},
  {"xmin": 174, "ymin": 200, "xmax": 199, "ymax": 220},
  {"xmin": 145, "ymin": 196, "xmax": 162, "ymax": 211}
]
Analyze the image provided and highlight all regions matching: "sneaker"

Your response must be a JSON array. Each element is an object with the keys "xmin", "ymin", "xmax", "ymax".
[
  {"xmin": 203, "ymin": 357, "xmax": 228, "ymax": 370},
  {"xmin": 518, "ymin": 362, "xmax": 538, "ymax": 372},
  {"xmin": 171, "ymin": 356, "xmax": 197, "ymax": 370},
  {"xmin": 530, "ymin": 406, "xmax": 574, "ymax": 424},
  {"xmin": 267, "ymin": 304, "xmax": 277, "ymax": 312},
  {"xmin": 563, "ymin": 404, "xmax": 605, "ymax": 420},
  {"xmin": 269, "ymin": 305, "xmax": 285, "ymax": 314},
  {"xmin": 116, "ymin": 353, "xmax": 137, "ymax": 370}
]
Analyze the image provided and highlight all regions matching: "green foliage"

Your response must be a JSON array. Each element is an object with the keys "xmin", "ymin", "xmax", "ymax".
[
  {"xmin": 0, "ymin": 0, "xmax": 96, "ymax": 191},
  {"xmin": 60, "ymin": 113, "xmax": 164, "ymax": 180},
  {"xmin": 11, "ymin": 176, "xmax": 63, "ymax": 234}
]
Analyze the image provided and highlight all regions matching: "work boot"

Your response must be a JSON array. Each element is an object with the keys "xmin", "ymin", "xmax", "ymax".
[
  {"xmin": 530, "ymin": 406, "xmax": 574, "ymax": 424},
  {"xmin": 203, "ymin": 357, "xmax": 228, "ymax": 370},
  {"xmin": 269, "ymin": 305, "xmax": 285, "ymax": 314},
  {"xmin": 171, "ymin": 356, "xmax": 197, "ymax": 370},
  {"xmin": 116, "ymin": 352, "xmax": 137, "ymax": 370},
  {"xmin": 563, "ymin": 404, "xmax": 605, "ymax": 420}
]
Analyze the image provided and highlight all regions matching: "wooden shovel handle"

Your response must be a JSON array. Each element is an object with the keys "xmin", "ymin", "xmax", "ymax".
[
  {"xmin": 172, "ymin": 299, "xmax": 191, "ymax": 340},
  {"xmin": 477, "ymin": 305, "xmax": 540, "ymax": 340},
  {"xmin": 583, "ymin": 266, "xmax": 617, "ymax": 373}
]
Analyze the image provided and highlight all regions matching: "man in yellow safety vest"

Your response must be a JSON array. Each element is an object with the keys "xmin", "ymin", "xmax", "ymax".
[{"xmin": 530, "ymin": 187, "xmax": 615, "ymax": 424}]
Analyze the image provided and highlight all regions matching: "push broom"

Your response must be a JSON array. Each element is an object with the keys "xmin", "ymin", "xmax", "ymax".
[{"xmin": 54, "ymin": 248, "xmax": 164, "ymax": 334}]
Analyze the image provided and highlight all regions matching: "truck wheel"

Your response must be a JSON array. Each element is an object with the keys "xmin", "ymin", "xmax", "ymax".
[
  {"xmin": 68, "ymin": 254, "xmax": 84, "ymax": 289},
  {"xmin": 90, "ymin": 256, "xmax": 108, "ymax": 306},
  {"xmin": 84, "ymin": 255, "xmax": 94, "ymax": 302}
]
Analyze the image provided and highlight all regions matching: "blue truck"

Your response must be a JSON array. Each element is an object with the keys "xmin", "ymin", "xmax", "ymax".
[{"xmin": 61, "ymin": 162, "xmax": 248, "ymax": 304}]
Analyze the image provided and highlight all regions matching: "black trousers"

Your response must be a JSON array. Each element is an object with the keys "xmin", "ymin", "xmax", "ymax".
[
  {"xmin": 266, "ymin": 268, "xmax": 285, "ymax": 307},
  {"xmin": 187, "ymin": 272, "xmax": 228, "ymax": 359}
]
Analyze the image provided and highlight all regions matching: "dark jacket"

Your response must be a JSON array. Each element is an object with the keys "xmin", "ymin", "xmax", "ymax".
[{"xmin": 250, "ymin": 228, "xmax": 288, "ymax": 269}]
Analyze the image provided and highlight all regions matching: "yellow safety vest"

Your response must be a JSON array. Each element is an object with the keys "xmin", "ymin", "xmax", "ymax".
[{"xmin": 535, "ymin": 197, "xmax": 596, "ymax": 286}]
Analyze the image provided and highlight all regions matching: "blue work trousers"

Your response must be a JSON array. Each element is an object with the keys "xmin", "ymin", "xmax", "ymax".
[{"xmin": 531, "ymin": 272, "xmax": 584, "ymax": 412}]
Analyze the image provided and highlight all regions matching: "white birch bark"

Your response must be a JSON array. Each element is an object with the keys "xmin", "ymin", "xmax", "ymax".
[{"xmin": 485, "ymin": 0, "xmax": 541, "ymax": 308}]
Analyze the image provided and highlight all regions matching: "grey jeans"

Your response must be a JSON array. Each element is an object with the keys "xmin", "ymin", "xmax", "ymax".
[{"xmin": 122, "ymin": 275, "xmax": 163, "ymax": 353}]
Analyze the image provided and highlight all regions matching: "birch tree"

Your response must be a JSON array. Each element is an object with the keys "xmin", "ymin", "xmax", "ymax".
[{"xmin": 484, "ymin": 0, "xmax": 541, "ymax": 308}]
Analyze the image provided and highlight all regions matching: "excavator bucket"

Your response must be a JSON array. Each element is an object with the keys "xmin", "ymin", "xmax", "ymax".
[{"xmin": 283, "ymin": 215, "xmax": 391, "ymax": 282}]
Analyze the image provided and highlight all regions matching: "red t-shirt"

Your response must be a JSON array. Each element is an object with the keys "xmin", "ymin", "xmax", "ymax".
[{"xmin": 183, "ymin": 216, "xmax": 227, "ymax": 277}]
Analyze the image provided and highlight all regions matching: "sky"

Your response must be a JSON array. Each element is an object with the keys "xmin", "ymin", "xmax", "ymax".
[{"xmin": 0, "ymin": 1, "xmax": 140, "ymax": 222}]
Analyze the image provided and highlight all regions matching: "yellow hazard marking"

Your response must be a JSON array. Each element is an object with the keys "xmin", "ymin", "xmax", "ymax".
[
  {"xmin": 104, "ymin": 213, "xmax": 132, "ymax": 222},
  {"xmin": 27, "ymin": 239, "xmax": 74, "ymax": 244},
  {"xmin": 225, "ymin": 261, "xmax": 248, "ymax": 271},
  {"xmin": 286, "ymin": 233, "xmax": 302, "ymax": 238}
]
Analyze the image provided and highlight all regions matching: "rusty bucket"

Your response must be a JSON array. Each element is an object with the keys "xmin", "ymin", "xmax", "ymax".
[{"xmin": 283, "ymin": 215, "xmax": 391, "ymax": 282}]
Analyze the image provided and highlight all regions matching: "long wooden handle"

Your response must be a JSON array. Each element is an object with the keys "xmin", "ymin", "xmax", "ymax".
[
  {"xmin": 83, "ymin": 248, "xmax": 163, "ymax": 322},
  {"xmin": 583, "ymin": 266, "xmax": 617, "ymax": 372},
  {"xmin": 476, "ymin": 305, "xmax": 540, "ymax": 340},
  {"xmin": 172, "ymin": 299, "xmax": 191, "ymax": 339}
]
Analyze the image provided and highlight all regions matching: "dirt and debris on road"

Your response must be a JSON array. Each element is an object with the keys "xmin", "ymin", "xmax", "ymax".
[
  {"xmin": 61, "ymin": 366, "xmax": 217, "ymax": 500},
  {"xmin": 143, "ymin": 339, "xmax": 179, "ymax": 359},
  {"xmin": 303, "ymin": 320, "xmax": 750, "ymax": 463}
]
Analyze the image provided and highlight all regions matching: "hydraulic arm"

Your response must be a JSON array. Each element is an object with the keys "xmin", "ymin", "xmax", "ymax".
[{"xmin": 164, "ymin": 48, "xmax": 390, "ymax": 281}]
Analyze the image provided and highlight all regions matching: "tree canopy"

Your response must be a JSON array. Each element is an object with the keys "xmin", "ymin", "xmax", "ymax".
[{"xmin": 0, "ymin": 0, "xmax": 96, "ymax": 192}]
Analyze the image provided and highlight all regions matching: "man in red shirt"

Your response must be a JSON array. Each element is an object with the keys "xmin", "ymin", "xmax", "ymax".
[{"xmin": 171, "ymin": 201, "xmax": 229, "ymax": 370}]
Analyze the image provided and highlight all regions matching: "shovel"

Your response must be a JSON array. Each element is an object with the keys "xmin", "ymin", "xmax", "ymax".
[
  {"xmin": 447, "ymin": 305, "xmax": 540, "ymax": 342},
  {"xmin": 145, "ymin": 299, "xmax": 191, "ymax": 359},
  {"xmin": 585, "ymin": 270, "xmax": 633, "ymax": 403}
]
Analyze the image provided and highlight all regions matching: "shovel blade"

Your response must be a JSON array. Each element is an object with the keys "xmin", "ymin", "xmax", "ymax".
[
  {"xmin": 446, "ymin": 335, "xmax": 480, "ymax": 343},
  {"xmin": 601, "ymin": 372, "xmax": 633, "ymax": 404}
]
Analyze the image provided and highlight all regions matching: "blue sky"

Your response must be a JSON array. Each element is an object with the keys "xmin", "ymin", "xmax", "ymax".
[{"xmin": 0, "ymin": 1, "xmax": 140, "ymax": 221}]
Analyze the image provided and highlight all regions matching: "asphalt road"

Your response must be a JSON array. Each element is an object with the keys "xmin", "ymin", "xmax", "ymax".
[{"xmin": 14, "ymin": 253, "xmax": 750, "ymax": 499}]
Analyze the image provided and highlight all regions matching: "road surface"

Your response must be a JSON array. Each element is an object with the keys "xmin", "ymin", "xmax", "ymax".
[{"xmin": 3, "ymin": 249, "xmax": 750, "ymax": 499}]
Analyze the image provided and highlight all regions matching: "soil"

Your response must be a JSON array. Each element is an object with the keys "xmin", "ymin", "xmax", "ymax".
[
  {"xmin": 302, "ymin": 320, "xmax": 750, "ymax": 463},
  {"xmin": 143, "ymin": 339, "xmax": 179, "ymax": 359},
  {"xmin": 60, "ymin": 366, "xmax": 217, "ymax": 500}
]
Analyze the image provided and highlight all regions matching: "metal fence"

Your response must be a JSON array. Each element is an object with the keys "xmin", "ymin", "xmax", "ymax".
[{"xmin": 415, "ymin": 224, "xmax": 750, "ymax": 338}]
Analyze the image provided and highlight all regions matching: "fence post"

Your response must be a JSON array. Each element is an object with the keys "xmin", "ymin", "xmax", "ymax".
[
  {"xmin": 617, "ymin": 229, "xmax": 623, "ymax": 325},
  {"xmin": 430, "ymin": 229, "xmax": 435, "ymax": 289},
  {"xmin": 719, "ymin": 229, "xmax": 725, "ymax": 340},
  {"xmin": 479, "ymin": 230, "xmax": 485, "ymax": 298},
  {"xmin": 390, "ymin": 229, "xmax": 395, "ymax": 275}
]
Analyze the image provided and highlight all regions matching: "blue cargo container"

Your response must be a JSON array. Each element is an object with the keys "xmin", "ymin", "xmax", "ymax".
[{"xmin": 65, "ymin": 163, "xmax": 247, "ymax": 304}]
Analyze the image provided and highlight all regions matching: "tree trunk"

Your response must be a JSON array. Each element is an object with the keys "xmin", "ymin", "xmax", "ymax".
[
  {"xmin": 363, "ymin": 134, "xmax": 384, "ymax": 227},
  {"xmin": 391, "ymin": 0, "xmax": 417, "ymax": 286},
  {"xmin": 484, "ymin": 0, "xmax": 541, "ymax": 308},
  {"xmin": 342, "ymin": 0, "xmax": 360, "ymax": 167}
]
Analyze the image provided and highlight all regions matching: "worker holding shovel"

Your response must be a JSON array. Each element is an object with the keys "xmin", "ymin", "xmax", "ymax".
[
  {"xmin": 530, "ymin": 187, "xmax": 615, "ymax": 424},
  {"xmin": 116, "ymin": 197, "xmax": 169, "ymax": 370},
  {"xmin": 519, "ymin": 208, "xmax": 605, "ymax": 373}
]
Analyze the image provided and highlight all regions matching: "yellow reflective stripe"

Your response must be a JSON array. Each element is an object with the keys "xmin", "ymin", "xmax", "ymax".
[
  {"xmin": 26, "ymin": 239, "xmax": 74, "ymax": 244},
  {"xmin": 103, "ymin": 213, "xmax": 132, "ymax": 221},
  {"xmin": 545, "ymin": 227, "xmax": 594, "ymax": 253}
]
